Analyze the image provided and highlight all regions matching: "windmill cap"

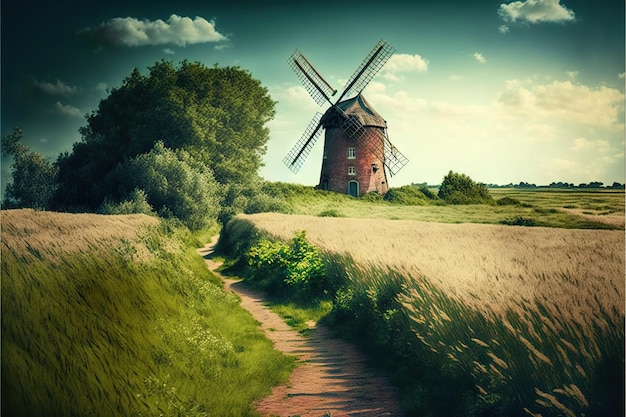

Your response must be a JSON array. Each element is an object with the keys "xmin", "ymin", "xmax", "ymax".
[{"xmin": 322, "ymin": 93, "xmax": 386, "ymax": 128}]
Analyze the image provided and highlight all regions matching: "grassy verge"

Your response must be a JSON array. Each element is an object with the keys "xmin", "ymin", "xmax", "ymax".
[
  {"xmin": 261, "ymin": 182, "xmax": 624, "ymax": 229},
  {"xmin": 1, "ymin": 210, "xmax": 294, "ymax": 417}
]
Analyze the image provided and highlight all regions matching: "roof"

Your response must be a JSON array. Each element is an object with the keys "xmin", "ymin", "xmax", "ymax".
[{"xmin": 321, "ymin": 94, "xmax": 386, "ymax": 128}]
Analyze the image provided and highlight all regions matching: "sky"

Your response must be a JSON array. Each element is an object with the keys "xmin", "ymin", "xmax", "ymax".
[{"xmin": 2, "ymin": 0, "xmax": 625, "ymax": 194}]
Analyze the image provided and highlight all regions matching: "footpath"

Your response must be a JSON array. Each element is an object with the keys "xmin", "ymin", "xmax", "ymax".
[{"xmin": 198, "ymin": 236, "xmax": 405, "ymax": 417}]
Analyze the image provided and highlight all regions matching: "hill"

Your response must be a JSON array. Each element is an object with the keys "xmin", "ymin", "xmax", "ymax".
[{"xmin": 1, "ymin": 209, "xmax": 293, "ymax": 417}]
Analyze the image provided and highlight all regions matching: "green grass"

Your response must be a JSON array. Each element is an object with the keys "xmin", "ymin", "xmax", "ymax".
[
  {"xmin": 267, "ymin": 183, "xmax": 624, "ymax": 229},
  {"xmin": 1, "ymin": 216, "xmax": 294, "ymax": 417}
]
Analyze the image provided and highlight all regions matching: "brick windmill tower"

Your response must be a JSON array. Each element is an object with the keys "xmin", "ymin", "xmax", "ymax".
[{"xmin": 284, "ymin": 39, "xmax": 408, "ymax": 197}]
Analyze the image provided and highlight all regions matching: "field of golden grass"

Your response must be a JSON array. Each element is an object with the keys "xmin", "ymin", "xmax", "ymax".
[
  {"xmin": 231, "ymin": 212, "xmax": 624, "ymax": 416},
  {"xmin": 236, "ymin": 213, "xmax": 624, "ymax": 317},
  {"xmin": 1, "ymin": 209, "xmax": 160, "ymax": 263}
]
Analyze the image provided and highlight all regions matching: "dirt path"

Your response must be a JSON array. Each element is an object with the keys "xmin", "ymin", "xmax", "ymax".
[{"xmin": 198, "ymin": 237, "xmax": 405, "ymax": 417}]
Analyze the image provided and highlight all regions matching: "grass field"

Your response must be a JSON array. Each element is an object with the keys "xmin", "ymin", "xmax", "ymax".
[
  {"xmin": 221, "ymin": 206, "xmax": 624, "ymax": 416},
  {"xmin": 271, "ymin": 184, "xmax": 624, "ymax": 229},
  {"xmin": 1, "ymin": 209, "xmax": 294, "ymax": 417}
]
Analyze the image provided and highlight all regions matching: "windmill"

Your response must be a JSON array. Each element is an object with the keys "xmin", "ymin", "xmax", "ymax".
[{"xmin": 283, "ymin": 39, "xmax": 409, "ymax": 197}]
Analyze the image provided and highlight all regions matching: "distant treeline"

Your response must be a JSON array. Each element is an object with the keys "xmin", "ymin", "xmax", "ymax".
[{"xmin": 413, "ymin": 181, "xmax": 626, "ymax": 189}]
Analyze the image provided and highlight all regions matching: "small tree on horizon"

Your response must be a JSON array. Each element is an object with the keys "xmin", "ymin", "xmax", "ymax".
[{"xmin": 438, "ymin": 171, "xmax": 493, "ymax": 204}]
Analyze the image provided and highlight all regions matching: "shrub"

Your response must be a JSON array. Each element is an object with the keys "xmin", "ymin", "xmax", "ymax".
[
  {"xmin": 246, "ymin": 231, "xmax": 327, "ymax": 298},
  {"xmin": 500, "ymin": 216, "xmax": 537, "ymax": 226},
  {"xmin": 438, "ymin": 171, "xmax": 493, "ymax": 204},
  {"xmin": 318, "ymin": 209, "xmax": 343, "ymax": 217},
  {"xmin": 115, "ymin": 142, "xmax": 222, "ymax": 230},
  {"xmin": 384, "ymin": 185, "xmax": 433, "ymax": 205},
  {"xmin": 362, "ymin": 191, "xmax": 384, "ymax": 202},
  {"xmin": 98, "ymin": 188, "xmax": 154, "ymax": 215}
]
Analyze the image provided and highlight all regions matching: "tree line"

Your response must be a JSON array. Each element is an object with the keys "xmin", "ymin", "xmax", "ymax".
[{"xmin": 2, "ymin": 60, "xmax": 285, "ymax": 229}]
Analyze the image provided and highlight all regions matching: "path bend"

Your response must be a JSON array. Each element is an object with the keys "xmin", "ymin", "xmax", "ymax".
[{"xmin": 197, "ymin": 237, "xmax": 405, "ymax": 417}]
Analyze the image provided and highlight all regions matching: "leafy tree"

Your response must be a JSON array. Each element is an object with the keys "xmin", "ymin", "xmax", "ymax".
[
  {"xmin": 53, "ymin": 60, "xmax": 275, "ymax": 211},
  {"xmin": 112, "ymin": 142, "xmax": 222, "ymax": 230},
  {"xmin": 1, "ymin": 127, "xmax": 58, "ymax": 209},
  {"xmin": 438, "ymin": 171, "xmax": 493, "ymax": 204}
]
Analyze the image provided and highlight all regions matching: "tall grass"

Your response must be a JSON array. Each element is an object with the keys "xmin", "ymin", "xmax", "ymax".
[
  {"xmin": 1, "ymin": 209, "xmax": 294, "ymax": 417},
  {"xmin": 221, "ymin": 213, "xmax": 625, "ymax": 416}
]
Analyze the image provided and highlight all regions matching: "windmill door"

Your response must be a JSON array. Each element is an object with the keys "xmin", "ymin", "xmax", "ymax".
[{"xmin": 348, "ymin": 181, "xmax": 360, "ymax": 197}]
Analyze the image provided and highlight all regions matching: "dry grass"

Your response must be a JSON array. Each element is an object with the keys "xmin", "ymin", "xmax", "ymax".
[
  {"xmin": 1, "ymin": 209, "xmax": 160, "ymax": 264},
  {"xmin": 234, "ymin": 213, "xmax": 624, "ymax": 318},
  {"xmin": 233, "ymin": 212, "xmax": 625, "ymax": 415}
]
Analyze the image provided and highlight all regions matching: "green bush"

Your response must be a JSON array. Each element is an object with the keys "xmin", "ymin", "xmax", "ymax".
[
  {"xmin": 384, "ymin": 185, "xmax": 434, "ymax": 205},
  {"xmin": 98, "ymin": 188, "xmax": 154, "ymax": 215},
  {"xmin": 246, "ymin": 231, "xmax": 327, "ymax": 298},
  {"xmin": 115, "ymin": 142, "xmax": 222, "ymax": 230},
  {"xmin": 438, "ymin": 171, "xmax": 493, "ymax": 204},
  {"xmin": 500, "ymin": 216, "xmax": 537, "ymax": 226}
]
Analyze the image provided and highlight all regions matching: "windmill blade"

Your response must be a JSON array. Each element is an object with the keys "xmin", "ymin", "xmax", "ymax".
[
  {"xmin": 283, "ymin": 112, "xmax": 324, "ymax": 173},
  {"xmin": 341, "ymin": 114, "xmax": 409, "ymax": 177},
  {"xmin": 382, "ymin": 131, "xmax": 409, "ymax": 176},
  {"xmin": 336, "ymin": 39, "xmax": 395, "ymax": 103},
  {"xmin": 289, "ymin": 50, "xmax": 337, "ymax": 106}
]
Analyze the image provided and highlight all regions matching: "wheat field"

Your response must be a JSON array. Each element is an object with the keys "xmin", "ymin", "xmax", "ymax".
[
  {"xmin": 235, "ymin": 213, "xmax": 624, "ymax": 316},
  {"xmin": 233, "ymin": 212, "xmax": 625, "ymax": 416},
  {"xmin": 1, "ymin": 209, "xmax": 161, "ymax": 263}
]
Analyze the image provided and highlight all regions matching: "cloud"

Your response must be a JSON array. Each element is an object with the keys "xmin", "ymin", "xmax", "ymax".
[
  {"xmin": 95, "ymin": 82, "xmax": 108, "ymax": 93},
  {"xmin": 497, "ymin": 79, "xmax": 624, "ymax": 128},
  {"xmin": 163, "ymin": 48, "xmax": 175, "ymax": 54},
  {"xmin": 498, "ymin": 0, "xmax": 575, "ymax": 24},
  {"xmin": 381, "ymin": 54, "xmax": 428, "ymax": 82},
  {"xmin": 55, "ymin": 102, "xmax": 83, "ymax": 118},
  {"xmin": 499, "ymin": 25, "xmax": 510, "ymax": 34},
  {"xmin": 619, "ymin": 72, "xmax": 625, "ymax": 79},
  {"xmin": 566, "ymin": 70, "xmax": 578, "ymax": 80},
  {"xmin": 473, "ymin": 52, "xmax": 487, "ymax": 64},
  {"xmin": 79, "ymin": 14, "xmax": 227, "ymax": 47},
  {"xmin": 448, "ymin": 74, "xmax": 464, "ymax": 81},
  {"xmin": 34, "ymin": 79, "xmax": 78, "ymax": 96}
]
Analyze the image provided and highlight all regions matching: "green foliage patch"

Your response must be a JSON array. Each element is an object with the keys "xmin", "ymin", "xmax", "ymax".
[
  {"xmin": 1, "ymin": 218, "xmax": 293, "ymax": 417},
  {"xmin": 246, "ymin": 231, "xmax": 328, "ymax": 300}
]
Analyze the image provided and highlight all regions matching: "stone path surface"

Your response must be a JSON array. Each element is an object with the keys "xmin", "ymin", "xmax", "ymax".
[{"xmin": 198, "ymin": 237, "xmax": 405, "ymax": 417}]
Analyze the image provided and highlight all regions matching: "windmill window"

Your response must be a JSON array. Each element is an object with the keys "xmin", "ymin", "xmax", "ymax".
[
  {"xmin": 348, "ymin": 166, "xmax": 356, "ymax": 175},
  {"xmin": 348, "ymin": 147, "xmax": 356, "ymax": 159}
]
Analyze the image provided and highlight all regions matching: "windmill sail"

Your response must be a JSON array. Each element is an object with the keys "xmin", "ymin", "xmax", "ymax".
[
  {"xmin": 337, "ymin": 39, "xmax": 395, "ymax": 102},
  {"xmin": 289, "ymin": 50, "xmax": 337, "ymax": 106},
  {"xmin": 283, "ymin": 39, "xmax": 408, "ymax": 177},
  {"xmin": 283, "ymin": 112, "xmax": 324, "ymax": 173},
  {"xmin": 382, "ymin": 130, "xmax": 409, "ymax": 176}
]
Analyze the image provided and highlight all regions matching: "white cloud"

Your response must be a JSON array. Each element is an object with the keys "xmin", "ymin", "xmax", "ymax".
[
  {"xmin": 381, "ymin": 54, "xmax": 428, "ymax": 82},
  {"xmin": 566, "ymin": 70, "xmax": 578, "ymax": 80},
  {"xmin": 163, "ymin": 48, "xmax": 175, "ymax": 54},
  {"xmin": 34, "ymin": 79, "xmax": 78, "ymax": 96},
  {"xmin": 95, "ymin": 82, "xmax": 108, "ymax": 93},
  {"xmin": 499, "ymin": 25, "xmax": 510, "ymax": 34},
  {"xmin": 473, "ymin": 52, "xmax": 487, "ymax": 64},
  {"xmin": 55, "ymin": 102, "xmax": 82, "ymax": 118},
  {"xmin": 79, "ymin": 14, "xmax": 227, "ymax": 47},
  {"xmin": 498, "ymin": 0, "xmax": 575, "ymax": 24},
  {"xmin": 497, "ymin": 79, "xmax": 624, "ymax": 128}
]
